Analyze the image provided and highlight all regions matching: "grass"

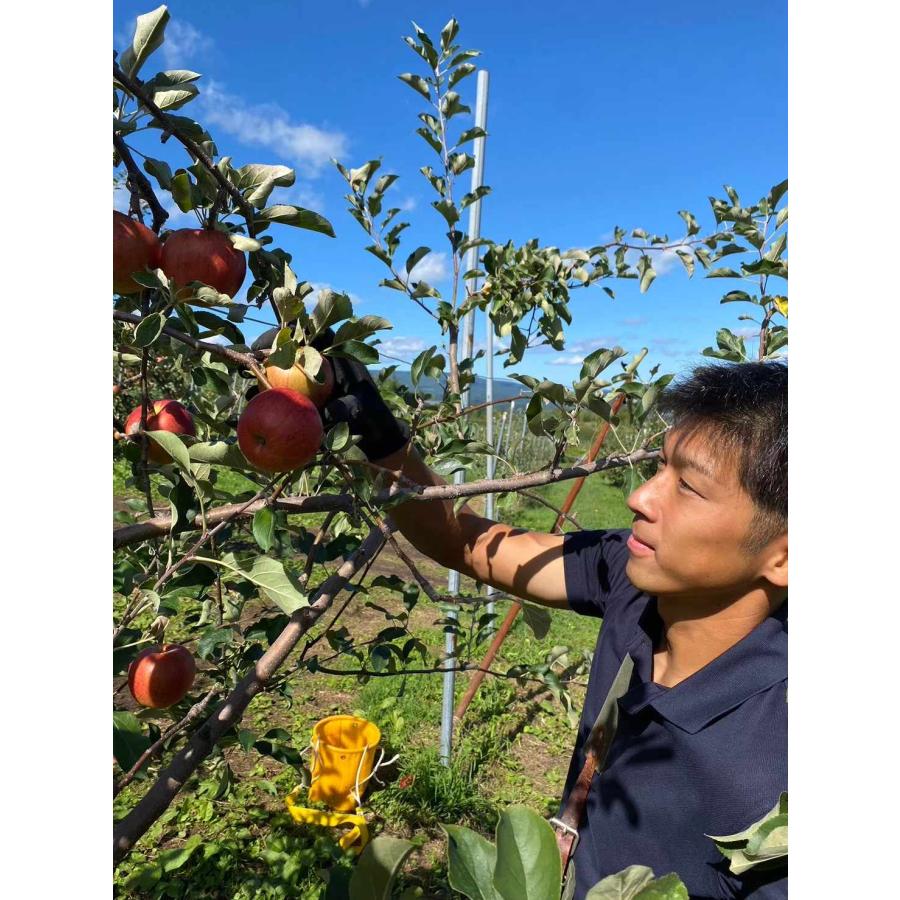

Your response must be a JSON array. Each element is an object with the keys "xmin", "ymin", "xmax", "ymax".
[{"xmin": 114, "ymin": 468, "xmax": 633, "ymax": 898}]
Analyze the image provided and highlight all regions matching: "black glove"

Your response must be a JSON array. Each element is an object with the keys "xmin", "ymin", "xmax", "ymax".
[{"xmin": 311, "ymin": 329, "xmax": 410, "ymax": 461}]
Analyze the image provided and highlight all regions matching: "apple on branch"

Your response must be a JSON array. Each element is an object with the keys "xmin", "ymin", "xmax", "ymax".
[
  {"xmin": 237, "ymin": 388, "xmax": 324, "ymax": 473},
  {"xmin": 124, "ymin": 399, "xmax": 196, "ymax": 464},
  {"xmin": 113, "ymin": 211, "xmax": 162, "ymax": 295},
  {"xmin": 128, "ymin": 644, "xmax": 197, "ymax": 709},
  {"xmin": 159, "ymin": 228, "xmax": 247, "ymax": 299}
]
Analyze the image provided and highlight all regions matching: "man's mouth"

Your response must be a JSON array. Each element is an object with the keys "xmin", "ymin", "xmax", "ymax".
[{"xmin": 627, "ymin": 531, "xmax": 655, "ymax": 556}]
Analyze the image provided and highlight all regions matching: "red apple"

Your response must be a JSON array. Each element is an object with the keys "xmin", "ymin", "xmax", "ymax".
[
  {"xmin": 160, "ymin": 228, "xmax": 247, "ymax": 299},
  {"xmin": 124, "ymin": 399, "xmax": 195, "ymax": 464},
  {"xmin": 128, "ymin": 644, "xmax": 196, "ymax": 709},
  {"xmin": 113, "ymin": 211, "xmax": 162, "ymax": 295},
  {"xmin": 261, "ymin": 356, "xmax": 335, "ymax": 409},
  {"xmin": 237, "ymin": 387, "xmax": 324, "ymax": 473}
]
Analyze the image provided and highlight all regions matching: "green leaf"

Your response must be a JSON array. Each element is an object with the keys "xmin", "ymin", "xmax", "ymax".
[
  {"xmin": 492, "ymin": 806, "xmax": 561, "ymax": 900},
  {"xmin": 188, "ymin": 440, "xmax": 251, "ymax": 469},
  {"xmin": 229, "ymin": 234, "xmax": 261, "ymax": 253},
  {"xmin": 257, "ymin": 205, "xmax": 335, "ymax": 237},
  {"xmin": 252, "ymin": 507, "xmax": 275, "ymax": 552},
  {"xmin": 198, "ymin": 626, "xmax": 232, "ymax": 660},
  {"xmin": 143, "ymin": 71, "xmax": 199, "ymax": 112},
  {"xmin": 637, "ymin": 255, "xmax": 656, "ymax": 294},
  {"xmin": 236, "ymin": 163, "xmax": 295, "ymax": 207},
  {"xmin": 334, "ymin": 316, "xmax": 392, "ymax": 345},
  {"xmin": 146, "ymin": 431, "xmax": 193, "ymax": 473},
  {"xmin": 348, "ymin": 835, "xmax": 415, "ymax": 900},
  {"xmin": 348, "ymin": 160, "xmax": 382, "ymax": 191},
  {"xmin": 334, "ymin": 340, "xmax": 379, "ymax": 365},
  {"xmin": 119, "ymin": 5, "xmax": 169, "ymax": 79},
  {"xmin": 157, "ymin": 836, "xmax": 204, "ymax": 873},
  {"xmin": 444, "ymin": 824, "xmax": 501, "ymax": 900},
  {"xmin": 325, "ymin": 421, "xmax": 351, "ymax": 452},
  {"xmin": 410, "ymin": 346, "xmax": 437, "ymax": 387},
  {"xmin": 405, "ymin": 246, "xmax": 432, "ymax": 275},
  {"xmin": 440, "ymin": 18, "xmax": 460, "ymax": 51},
  {"xmin": 768, "ymin": 178, "xmax": 788, "ymax": 208},
  {"xmin": 170, "ymin": 170, "xmax": 195, "ymax": 213},
  {"xmin": 113, "ymin": 711, "xmax": 151, "ymax": 772},
  {"xmin": 720, "ymin": 290, "xmax": 754, "ymax": 304},
  {"xmin": 705, "ymin": 267, "xmax": 743, "ymax": 278},
  {"xmin": 458, "ymin": 126, "xmax": 487, "ymax": 146},
  {"xmin": 675, "ymin": 249, "xmax": 694, "ymax": 277},
  {"xmin": 585, "ymin": 866, "xmax": 655, "ymax": 900},
  {"xmin": 745, "ymin": 815, "xmax": 788, "ymax": 858},
  {"xmin": 677, "ymin": 210, "xmax": 701, "ymax": 236},
  {"xmin": 521, "ymin": 603, "xmax": 551, "ymax": 639},
  {"xmin": 432, "ymin": 198, "xmax": 460, "ymax": 227},
  {"xmin": 634, "ymin": 874, "xmax": 689, "ymax": 900},
  {"xmin": 211, "ymin": 553, "xmax": 309, "ymax": 615},
  {"xmin": 460, "ymin": 186, "xmax": 491, "ymax": 210},
  {"xmin": 142, "ymin": 157, "xmax": 173, "ymax": 190},
  {"xmin": 133, "ymin": 312, "xmax": 166, "ymax": 348},
  {"xmin": 311, "ymin": 290, "xmax": 354, "ymax": 334},
  {"xmin": 449, "ymin": 63, "xmax": 477, "ymax": 90},
  {"xmin": 398, "ymin": 73, "xmax": 431, "ymax": 99}
]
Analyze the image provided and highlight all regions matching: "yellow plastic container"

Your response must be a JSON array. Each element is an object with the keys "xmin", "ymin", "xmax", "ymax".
[
  {"xmin": 284, "ymin": 787, "xmax": 369, "ymax": 853},
  {"xmin": 308, "ymin": 715, "xmax": 382, "ymax": 812}
]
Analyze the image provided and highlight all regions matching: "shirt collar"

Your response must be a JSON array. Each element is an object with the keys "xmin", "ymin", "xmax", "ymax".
[{"xmin": 619, "ymin": 600, "xmax": 788, "ymax": 734}]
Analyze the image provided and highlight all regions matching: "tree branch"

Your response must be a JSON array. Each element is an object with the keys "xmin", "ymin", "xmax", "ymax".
[
  {"xmin": 113, "ymin": 493, "xmax": 354, "ymax": 550},
  {"xmin": 113, "ymin": 62, "xmax": 257, "ymax": 234},
  {"xmin": 113, "ymin": 133, "xmax": 169, "ymax": 233},
  {"xmin": 113, "ymin": 525, "xmax": 388, "ymax": 865},
  {"xmin": 113, "ymin": 448, "xmax": 658, "ymax": 550},
  {"xmin": 113, "ymin": 310, "xmax": 263, "ymax": 371}
]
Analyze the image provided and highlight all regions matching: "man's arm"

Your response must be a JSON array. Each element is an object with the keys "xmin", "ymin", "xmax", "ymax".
[{"xmin": 374, "ymin": 443, "xmax": 569, "ymax": 609}]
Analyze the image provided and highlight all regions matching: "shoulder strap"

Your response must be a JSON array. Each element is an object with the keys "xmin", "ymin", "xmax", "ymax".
[{"xmin": 552, "ymin": 653, "xmax": 635, "ymax": 896}]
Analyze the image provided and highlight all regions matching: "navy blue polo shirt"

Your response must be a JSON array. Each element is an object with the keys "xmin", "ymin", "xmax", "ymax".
[{"xmin": 561, "ymin": 529, "xmax": 787, "ymax": 900}]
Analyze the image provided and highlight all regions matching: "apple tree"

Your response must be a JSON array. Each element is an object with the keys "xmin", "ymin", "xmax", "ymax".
[{"xmin": 112, "ymin": 6, "xmax": 787, "ymax": 886}]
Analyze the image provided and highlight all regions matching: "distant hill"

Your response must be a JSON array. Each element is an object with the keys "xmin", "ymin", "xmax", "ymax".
[{"xmin": 377, "ymin": 370, "xmax": 528, "ymax": 405}]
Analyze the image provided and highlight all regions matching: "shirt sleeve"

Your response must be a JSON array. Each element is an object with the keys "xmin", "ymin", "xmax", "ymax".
[{"xmin": 562, "ymin": 528, "xmax": 634, "ymax": 619}]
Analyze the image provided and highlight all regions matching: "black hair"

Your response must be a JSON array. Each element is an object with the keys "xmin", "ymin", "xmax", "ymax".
[{"xmin": 657, "ymin": 361, "xmax": 787, "ymax": 553}]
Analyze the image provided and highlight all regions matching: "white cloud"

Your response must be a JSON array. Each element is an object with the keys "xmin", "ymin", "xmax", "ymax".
[
  {"xmin": 619, "ymin": 316, "xmax": 648, "ymax": 327},
  {"xmin": 407, "ymin": 251, "xmax": 449, "ymax": 284},
  {"xmin": 163, "ymin": 21, "xmax": 213, "ymax": 67},
  {"xmin": 377, "ymin": 337, "xmax": 426, "ymax": 359},
  {"xmin": 399, "ymin": 196, "xmax": 417, "ymax": 212},
  {"xmin": 309, "ymin": 282, "xmax": 367, "ymax": 309},
  {"xmin": 200, "ymin": 81, "xmax": 348, "ymax": 177},
  {"xmin": 549, "ymin": 354, "xmax": 585, "ymax": 366},
  {"xmin": 161, "ymin": 20, "xmax": 214, "ymax": 67}
]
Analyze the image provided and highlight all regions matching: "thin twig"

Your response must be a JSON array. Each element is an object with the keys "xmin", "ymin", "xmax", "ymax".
[
  {"xmin": 113, "ymin": 689, "xmax": 219, "ymax": 796},
  {"xmin": 517, "ymin": 489, "xmax": 584, "ymax": 531},
  {"xmin": 113, "ymin": 133, "xmax": 169, "ymax": 233}
]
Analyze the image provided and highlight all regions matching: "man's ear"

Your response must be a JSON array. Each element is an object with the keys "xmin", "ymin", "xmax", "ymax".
[{"xmin": 760, "ymin": 533, "xmax": 788, "ymax": 589}]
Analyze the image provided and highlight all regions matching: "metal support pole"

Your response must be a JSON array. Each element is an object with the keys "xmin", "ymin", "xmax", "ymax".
[
  {"xmin": 441, "ymin": 69, "xmax": 490, "ymax": 767},
  {"xmin": 503, "ymin": 401, "xmax": 516, "ymax": 458}
]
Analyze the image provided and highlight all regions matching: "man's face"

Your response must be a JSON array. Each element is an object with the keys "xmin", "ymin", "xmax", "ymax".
[{"xmin": 624, "ymin": 427, "xmax": 783, "ymax": 600}]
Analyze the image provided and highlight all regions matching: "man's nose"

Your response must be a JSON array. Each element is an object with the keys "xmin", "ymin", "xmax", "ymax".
[{"xmin": 626, "ymin": 471, "xmax": 659, "ymax": 521}]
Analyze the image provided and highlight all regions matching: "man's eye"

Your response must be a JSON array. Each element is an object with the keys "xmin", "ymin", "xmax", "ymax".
[{"xmin": 678, "ymin": 478, "xmax": 697, "ymax": 494}]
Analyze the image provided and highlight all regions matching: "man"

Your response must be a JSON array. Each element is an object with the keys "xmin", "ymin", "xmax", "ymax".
[{"xmin": 320, "ymin": 350, "xmax": 787, "ymax": 899}]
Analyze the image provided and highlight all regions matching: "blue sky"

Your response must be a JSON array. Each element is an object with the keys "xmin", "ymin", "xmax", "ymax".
[{"xmin": 114, "ymin": 0, "xmax": 787, "ymax": 383}]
